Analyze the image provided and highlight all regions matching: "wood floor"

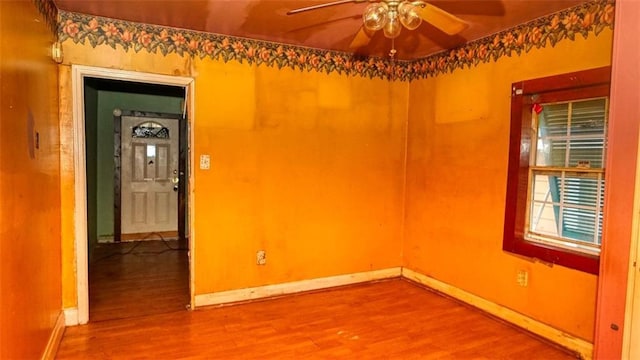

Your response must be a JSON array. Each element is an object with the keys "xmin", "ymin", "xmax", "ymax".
[
  {"xmin": 58, "ymin": 278, "xmax": 577, "ymax": 359},
  {"xmin": 88, "ymin": 239, "xmax": 189, "ymax": 322}
]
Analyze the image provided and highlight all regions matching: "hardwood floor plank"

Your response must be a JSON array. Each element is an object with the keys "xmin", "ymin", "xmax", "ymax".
[
  {"xmin": 88, "ymin": 240, "xmax": 189, "ymax": 322},
  {"xmin": 58, "ymin": 279, "xmax": 578, "ymax": 359}
]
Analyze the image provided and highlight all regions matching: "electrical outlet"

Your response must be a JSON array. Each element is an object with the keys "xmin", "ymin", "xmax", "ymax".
[
  {"xmin": 256, "ymin": 250, "xmax": 266, "ymax": 265},
  {"xmin": 199, "ymin": 154, "xmax": 210, "ymax": 170},
  {"xmin": 516, "ymin": 270, "xmax": 529, "ymax": 287}
]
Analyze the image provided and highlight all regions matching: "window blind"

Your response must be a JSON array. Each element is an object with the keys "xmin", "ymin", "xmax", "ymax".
[{"xmin": 538, "ymin": 98, "xmax": 607, "ymax": 245}]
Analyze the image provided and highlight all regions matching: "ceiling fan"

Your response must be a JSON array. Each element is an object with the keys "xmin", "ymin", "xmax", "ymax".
[{"xmin": 287, "ymin": 0, "xmax": 468, "ymax": 55}]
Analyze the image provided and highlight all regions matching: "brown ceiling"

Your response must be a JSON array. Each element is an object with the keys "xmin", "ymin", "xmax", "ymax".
[{"xmin": 53, "ymin": 0, "xmax": 589, "ymax": 60}]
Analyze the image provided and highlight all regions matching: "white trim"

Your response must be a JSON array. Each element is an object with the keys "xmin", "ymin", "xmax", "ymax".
[
  {"xmin": 41, "ymin": 311, "xmax": 65, "ymax": 360},
  {"xmin": 195, "ymin": 267, "xmax": 402, "ymax": 307},
  {"xmin": 71, "ymin": 65, "xmax": 195, "ymax": 323},
  {"xmin": 97, "ymin": 236, "xmax": 115, "ymax": 243},
  {"xmin": 63, "ymin": 307, "xmax": 79, "ymax": 326},
  {"xmin": 402, "ymin": 268, "xmax": 593, "ymax": 360},
  {"xmin": 71, "ymin": 66, "xmax": 88, "ymax": 324}
]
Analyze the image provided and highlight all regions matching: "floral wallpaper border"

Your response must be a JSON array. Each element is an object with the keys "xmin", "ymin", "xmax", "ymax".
[
  {"xmin": 58, "ymin": 10, "xmax": 399, "ymax": 80},
  {"xmin": 409, "ymin": 0, "xmax": 614, "ymax": 80},
  {"xmin": 57, "ymin": 0, "xmax": 613, "ymax": 82},
  {"xmin": 34, "ymin": 0, "xmax": 58, "ymax": 37}
]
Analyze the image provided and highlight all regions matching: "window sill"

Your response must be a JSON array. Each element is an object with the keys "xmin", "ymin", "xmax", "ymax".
[{"xmin": 503, "ymin": 237, "xmax": 600, "ymax": 274}]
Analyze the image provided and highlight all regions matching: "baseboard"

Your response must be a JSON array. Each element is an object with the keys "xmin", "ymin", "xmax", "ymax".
[
  {"xmin": 97, "ymin": 236, "xmax": 114, "ymax": 243},
  {"xmin": 401, "ymin": 268, "xmax": 593, "ymax": 360},
  {"xmin": 63, "ymin": 308, "xmax": 79, "ymax": 326},
  {"xmin": 41, "ymin": 311, "xmax": 65, "ymax": 360},
  {"xmin": 195, "ymin": 267, "xmax": 402, "ymax": 307}
]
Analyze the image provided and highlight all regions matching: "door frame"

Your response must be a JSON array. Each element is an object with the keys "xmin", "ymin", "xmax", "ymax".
[
  {"xmin": 622, "ymin": 123, "xmax": 640, "ymax": 358},
  {"xmin": 114, "ymin": 110, "xmax": 186, "ymax": 243},
  {"xmin": 72, "ymin": 65, "xmax": 195, "ymax": 324}
]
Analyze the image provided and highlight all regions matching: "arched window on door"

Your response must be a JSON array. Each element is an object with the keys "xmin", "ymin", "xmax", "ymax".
[{"xmin": 132, "ymin": 121, "xmax": 170, "ymax": 139}]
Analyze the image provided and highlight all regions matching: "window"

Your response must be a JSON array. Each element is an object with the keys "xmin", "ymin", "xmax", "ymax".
[
  {"xmin": 132, "ymin": 121, "xmax": 170, "ymax": 139},
  {"xmin": 503, "ymin": 67, "xmax": 611, "ymax": 274}
]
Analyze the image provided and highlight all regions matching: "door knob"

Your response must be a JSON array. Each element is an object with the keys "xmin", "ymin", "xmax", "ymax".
[{"xmin": 173, "ymin": 185, "xmax": 179, "ymax": 192}]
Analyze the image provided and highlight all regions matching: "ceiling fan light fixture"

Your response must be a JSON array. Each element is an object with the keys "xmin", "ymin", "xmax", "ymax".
[
  {"xmin": 398, "ymin": 2, "xmax": 422, "ymax": 30},
  {"xmin": 363, "ymin": 3, "xmax": 388, "ymax": 31},
  {"xmin": 383, "ymin": 10, "xmax": 402, "ymax": 39}
]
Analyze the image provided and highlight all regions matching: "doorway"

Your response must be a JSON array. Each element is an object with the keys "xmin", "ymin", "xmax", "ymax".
[
  {"xmin": 72, "ymin": 66, "xmax": 195, "ymax": 324},
  {"xmin": 86, "ymin": 79, "xmax": 189, "ymax": 321}
]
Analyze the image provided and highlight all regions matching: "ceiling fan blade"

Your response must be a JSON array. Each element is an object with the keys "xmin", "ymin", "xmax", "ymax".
[
  {"xmin": 349, "ymin": 26, "xmax": 373, "ymax": 48},
  {"xmin": 414, "ymin": 2, "xmax": 468, "ymax": 35},
  {"xmin": 287, "ymin": 0, "xmax": 366, "ymax": 15}
]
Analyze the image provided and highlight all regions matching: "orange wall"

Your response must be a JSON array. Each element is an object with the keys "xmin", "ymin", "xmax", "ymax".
[
  {"xmin": 0, "ymin": 1, "xmax": 62, "ymax": 358},
  {"xmin": 192, "ymin": 61, "xmax": 407, "ymax": 292},
  {"xmin": 403, "ymin": 30, "xmax": 613, "ymax": 341},
  {"xmin": 60, "ymin": 42, "xmax": 407, "ymax": 303}
]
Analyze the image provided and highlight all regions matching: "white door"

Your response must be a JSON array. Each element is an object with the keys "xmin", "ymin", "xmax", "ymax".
[{"xmin": 121, "ymin": 115, "xmax": 179, "ymax": 237}]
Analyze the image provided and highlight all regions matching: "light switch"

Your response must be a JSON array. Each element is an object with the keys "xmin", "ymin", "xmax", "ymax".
[{"xmin": 199, "ymin": 154, "xmax": 210, "ymax": 170}]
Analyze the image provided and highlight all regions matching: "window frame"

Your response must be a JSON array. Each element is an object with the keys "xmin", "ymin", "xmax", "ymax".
[{"xmin": 503, "ymin": 66, "xmax": 611, "ymax": 275}]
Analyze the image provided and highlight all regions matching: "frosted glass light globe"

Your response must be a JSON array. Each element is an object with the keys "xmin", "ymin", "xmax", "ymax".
[
  {"xmin": 363, "ymin": 3, "xmax": 388, "ymax": 31},
  {"xmin": 398, "ymin": 2, "xmax": 422, "ymax": 30},
  {"xmin": 383, "ymin": 11, "xmax": 402, "ymax": 38}
]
